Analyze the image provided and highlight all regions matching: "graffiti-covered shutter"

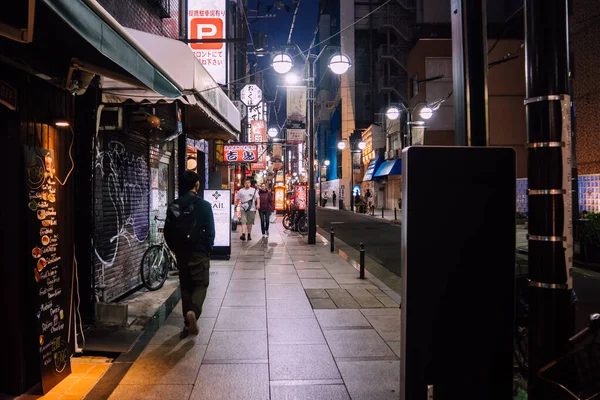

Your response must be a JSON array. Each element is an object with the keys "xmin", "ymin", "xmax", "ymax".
[{"xmin": 94, "ymin": 130, "xmax": 150, "ymax": 302}]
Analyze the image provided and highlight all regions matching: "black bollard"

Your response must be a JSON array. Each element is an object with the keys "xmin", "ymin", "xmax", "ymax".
[
  {"xmin": 382, "ymin": 207, "xmax": 385, "ymax": 218},
  {"xmin": 359, "ymin": 243, "xmax": 365, "ymax": 279},
  {"xmin": 330, "ymin": 227, "xmax": 335, "ymax": 253},
  {"xmin": 394, "ymin": 207, "xmax": 397, "ymax": 220}
]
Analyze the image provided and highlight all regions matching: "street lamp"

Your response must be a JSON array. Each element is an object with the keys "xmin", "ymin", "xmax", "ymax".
[
  {"xmin": 268, "ymin": 127, "xmax": 279, "ymax": 138},
  {"xmin": 273, "ymin": 45, "xmax": 352, "ymax": 244},
  {"xmin": 386, "ymin": 102, "xmax": 438, "ymax": 146},
  {"xmin": 338, "ymin": 138, "xmax": 366, "ymax": 212}
]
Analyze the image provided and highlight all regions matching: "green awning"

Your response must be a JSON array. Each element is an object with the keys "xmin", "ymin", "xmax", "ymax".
[{"xmin": 42, "ymin": 0, "xmax": 182, "ymax": 99}]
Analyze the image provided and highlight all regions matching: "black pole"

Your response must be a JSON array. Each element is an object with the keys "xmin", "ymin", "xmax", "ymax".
[
  {"xmin": 359, "ymin": 243, "xmax": 365, "ymax": 279},
  {"xmin": 330, "ymin": 228, "xmax": 334, "ymax": 253},
  {"xmin": 394, "ymin": 207, "xmax": 397, "ymax": 220},
  {"xmin": 382, "ymin": 207, "xmax": 384, "ymax": 218},
  {"xmin": 451, "ymin": 0, "xmax": 489, "ymax": 146},
  {"xmin": 525, "ymin": 0, "xmax": 574, "ymax": 397},
  {"xmin": 350, "ymin": 152, "xmax": 354, "ymax": 212},
  {"xmin": 307, "ymin": 60, "xmax": 316, "ymax": 244}
]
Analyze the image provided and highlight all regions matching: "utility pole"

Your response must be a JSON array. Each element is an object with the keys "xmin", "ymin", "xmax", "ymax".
[
  {"xmin": 450, "ymin": 0, "xmax": 489, "ymax": 146},
  {"xmin": 524, "ymin": 0, "xmax": 574, "ymax": 397}
]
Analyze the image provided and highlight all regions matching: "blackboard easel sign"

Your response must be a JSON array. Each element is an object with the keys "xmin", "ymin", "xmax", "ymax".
[{"xmin": 24, "ymin": 147, "xmax": 71, "ymax": 393}]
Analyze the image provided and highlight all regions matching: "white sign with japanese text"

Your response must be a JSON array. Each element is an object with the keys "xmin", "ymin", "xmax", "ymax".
[
  {"xmin": 187, "ymin": 0, "xmax": 227, "ymax": 85},
  {"xmin": 203, "ymin": 189, "xmax": 231, "ymax": 248}
]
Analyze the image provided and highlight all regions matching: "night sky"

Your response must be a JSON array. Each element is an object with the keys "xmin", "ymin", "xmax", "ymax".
[{"xmin": 245, "ymin": 0, "xmax": 320, "ymax": 126}]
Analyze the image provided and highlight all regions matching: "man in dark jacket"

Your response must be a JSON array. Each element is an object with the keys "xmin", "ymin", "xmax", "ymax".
[{"xmin": 176, "ymin": 171, "xmax": 215, "ymax": 337}]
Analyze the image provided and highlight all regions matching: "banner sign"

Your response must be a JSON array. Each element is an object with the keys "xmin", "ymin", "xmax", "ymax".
[
  {"xmin": 250, "ymin": 120, "xmax": 267, "ymax": 171},
  {"xmin": 223, "ymin": 144, "xmax": 258, "ymax": 163},
  {"xmin": 24, "ymin": 148, "xmax": 71, "ymax": 393},
  {"xmin": 287, "ymin": 128, "xmax": 305, "ymax": 144},
  {"xmin": 294, "ymin": 185, "xmax": 307, "ymax": 210},
  {"xmin": 203, "ymin": 189, "xmax": 231, "ymax": 259},
  {"xmin": 187, "ymin": 0, "xmax": 227, "ymax": 85},
  {"xmin": 286, "ymin": 86, "xmax": 307, "ymax": 129},
  {"xmin": 274, "ymin": 186, "xmax": 286, "ymax": 211}
]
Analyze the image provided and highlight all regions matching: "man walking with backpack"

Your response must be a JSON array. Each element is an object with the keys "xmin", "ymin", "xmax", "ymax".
[
  {"xmin": 236, "ymin": 179, "xmax": 260, "ymax": 241},
  {"xmin": 164, "ymin": 171, "xmax": 215, "ymax": 337}
]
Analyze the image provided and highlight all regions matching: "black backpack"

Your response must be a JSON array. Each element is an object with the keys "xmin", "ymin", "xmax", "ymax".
[{"xmin": 164, "ymin": 198, "xmax": 198, "ymax": 252}]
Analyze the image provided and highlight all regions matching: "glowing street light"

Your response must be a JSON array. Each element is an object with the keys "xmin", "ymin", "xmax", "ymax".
[
  {"xmin": 268, "ymin": 127, "xmax": 279, "ymax": 138},
  {"xmin": 324, "ymin": 159, "xmax": 330, "ymax": 166},
  {"xmin": 328, "ymin": 54, "xmax": 352, "ymax": 75},
  {"xmin": 386, "ymin": 106, "xmax": 401, "ymax": 120},
  {"xmin": 420, "ymin": 107, "xmax": 434, "ymax": 120},
  {"xmin": 272, "ymin": 53, "xmax": 294, "ymax": 74}
]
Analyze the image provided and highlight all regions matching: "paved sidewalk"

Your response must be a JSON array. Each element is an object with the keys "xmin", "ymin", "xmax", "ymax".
[
  {"xmin": 319, "ymin": 205, "xmax": 402, "ymax": 224},
  {"xmin": 105, "ymin": 219, "xmax": 401, "ymax": 400}
]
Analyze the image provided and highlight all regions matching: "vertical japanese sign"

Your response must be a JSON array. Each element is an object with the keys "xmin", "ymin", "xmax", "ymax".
[
  {"xmin": 275, "ymin": 186, "xmax": 286, "ymax": 211},
  {"xmin": 294, "ymin": 185, "xmax": 307, "ymax": 210},
  {"xmin": 187, "ymin": 0, "xmax": 227, "ymax": 85},
  {"xmin": 24, "ymin": 148, "xmax": 71, "ymax": 393},
  {"xmin": 251, "ymin": 120, "xmax": 267, "ymax": 171},
  {"xmin": 286, "ymin": 86, "xmax": 307, "ymax": 128},
  {"xmin": 203, "ymin": 189, "xmax": 231, "ymax": 259}
]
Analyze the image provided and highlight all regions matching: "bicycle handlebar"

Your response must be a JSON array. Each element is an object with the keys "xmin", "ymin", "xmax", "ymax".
[{"xmin": 568, "ymin": 313, "xmax": 600, "ymax": 346}]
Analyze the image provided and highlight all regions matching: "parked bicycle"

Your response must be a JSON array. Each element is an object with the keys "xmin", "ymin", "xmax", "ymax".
[
  {"xmin": 140, "ymin": 216, "xmax": 177, "ymax": 291},
  {"xmin": 282, "ymin": 208, "xmax": 308, "ymax": 234},
  {"xmin": 538, "ymin": 312, "xmax": 600, "ymax": 399}
]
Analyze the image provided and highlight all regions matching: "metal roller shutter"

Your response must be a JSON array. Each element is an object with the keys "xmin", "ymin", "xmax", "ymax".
[{"xmin": 93, "ymin": 129, "xmax": 150, "ymax": 302}]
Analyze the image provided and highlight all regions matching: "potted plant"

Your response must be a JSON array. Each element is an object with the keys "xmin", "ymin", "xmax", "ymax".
[
  {"xmin": 355, "ymin": 200, "xmax": 366, "ymax": 213},
  {"xmin": 579, "ymin": 211, "xmax": 600, "ymax": 262}
]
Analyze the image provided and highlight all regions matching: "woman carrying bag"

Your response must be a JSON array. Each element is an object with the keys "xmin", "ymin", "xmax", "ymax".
[{"xmin": 258, "ymin": 183, "xmax": 275, "ymax": 238}]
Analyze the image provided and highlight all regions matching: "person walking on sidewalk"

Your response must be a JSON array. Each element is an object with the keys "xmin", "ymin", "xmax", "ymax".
[
  {"xmin": 332, "ymin": 191, "xmax": 336, "ymax": 207},
  {"xmin": 258, "ymin": 183, "xmax": 274, "ymax": 238},
  {"xmin": 164, "ymin": 170, "xmax": 215, "ymax": 337},
  {"xmin": 236, "ymin": 179, "xmax": 260, "ymax": 241}
]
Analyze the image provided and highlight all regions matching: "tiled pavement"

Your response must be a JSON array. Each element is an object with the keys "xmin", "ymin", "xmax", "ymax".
[{"xmin": 106, "ymin": 219, "xmax": 401, "ymax": 400}]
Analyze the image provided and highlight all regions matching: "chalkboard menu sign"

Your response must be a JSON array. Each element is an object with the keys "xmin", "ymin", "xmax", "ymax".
[{"xmin": 24, "ymin": 147, "xmax": 71, "ymax": 393}]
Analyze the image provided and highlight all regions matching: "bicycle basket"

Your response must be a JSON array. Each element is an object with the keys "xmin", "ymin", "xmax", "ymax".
[{"xmin": 538, "ymin": 339, "xmax": 600, "ymax": 399}]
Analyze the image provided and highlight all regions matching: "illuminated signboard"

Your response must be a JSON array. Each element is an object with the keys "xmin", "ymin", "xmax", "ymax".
[
  {"xmin": 187, "ymin": 0, "xmax": 227, "ymax": 85},
  {"xmin": 294, "ymin": 185, "xmax": 307, "ymax": 210},
  {"xmin": 274, "ymin": 186, "xmax": 285, "ymax": 211},
  {"xmin": 223, "ymin": 144, "xmax": 258, "ymax": 163},
  {"xmin": 250, "ymin": 120, "xmax": 267, "ymax": 170}
]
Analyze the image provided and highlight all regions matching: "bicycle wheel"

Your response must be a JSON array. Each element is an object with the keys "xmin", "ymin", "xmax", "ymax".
[
  {"xmin": 297, "ymin": 215, "xmax": 308, "ymax": 234},
  {"xmin": 282, "ymin": 214, "xmax": 292, "ymax": 230},
  {"xmin": 140, "ymin": 244, "xmax": 169, "ymax": 290}
]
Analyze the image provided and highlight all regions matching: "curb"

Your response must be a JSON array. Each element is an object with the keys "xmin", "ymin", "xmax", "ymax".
[
  {"xmin": 319, "ymin": 206, "xmax": 402, "ymax": 226},
  {"xmin": 316, "ymin": 228, "xmax": 402, "ymax": 305}
]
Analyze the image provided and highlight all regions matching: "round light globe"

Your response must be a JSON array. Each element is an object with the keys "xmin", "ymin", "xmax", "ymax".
[
  {"xmin": 420, "ymin": 107, "xmax": 434, "ymax": 120},
  {"xmin": 328, "ymin": 54, "xmax": 352, "ymax": 75},
  {"xmin": 272, "ymin": 53, "xmax": 293, "ymax": 74},
  {"xmin": 337, "ymin": 141, "xmax": 347, "ymax": 150},
  {"xmin": 267, "ymin": 127, "xmax": 279, "ymax": 138},
  {"xmin": 357, "ymin": 141, "xmax": 367, "ymax": 150},
  {"xmin": 386, "ymin": 106, "xmax": 400, "ymax": 120},
  {"xmin": 324, "ymin": 160, "xmax": 330, "ymax": 166}
]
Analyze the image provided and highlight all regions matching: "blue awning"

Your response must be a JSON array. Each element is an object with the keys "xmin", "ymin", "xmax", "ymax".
[
  {"xmin": 362, "ymin": 156, "xmax": 383, "ymax": 181},
  {"xmin": 374, "ymin": 159, "xmax": 402, "ymax": 178}
]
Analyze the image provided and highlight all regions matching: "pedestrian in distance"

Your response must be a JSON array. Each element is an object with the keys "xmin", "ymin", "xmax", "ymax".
[
  {"xmin": 332, "ymin": 191, "xmax": 337, "ymax": 207},
  {"xmin": 163, "ymin": 170, "xmax": 215, "ymax": 338},
  {"xmin": 236, "ymin": 179, "xmax": 260, "ymax": 241},
  {"xmin": 365, "ymin": 189, "xmax": 372, "ymax": 207},
  {"xmin": 258, "ymin": 183, "xmax": 275, "ymax": 238}
]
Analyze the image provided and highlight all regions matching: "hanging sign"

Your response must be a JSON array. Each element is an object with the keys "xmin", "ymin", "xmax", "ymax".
[
  {"xmin": 286, "ymin": 86, "xmax": 307, "ymax": 129},
  {"xmin": 203, "ymin": 189, "xmax": 231, "ymax": 259},
  {"xmin": 287, "ymin": 128, "xmax": 305, "ymax": 144},
  {"xmin": 23, "ymin": 147, "xmax": 72, "ymax": 393},
  {"xmin": 240, "ymin": 84, "xmax": 262, "ymax": 107},
  {"xmin": 223, "ymin": 144, "xmax": 258, "ymax": 163},
  {"xmin": 250, "ymin": 120, "xmax": 267, "ymax": 171},
  {"xmin": 187, "ymin": 0, "xmax": 227, "ymax": 85}
]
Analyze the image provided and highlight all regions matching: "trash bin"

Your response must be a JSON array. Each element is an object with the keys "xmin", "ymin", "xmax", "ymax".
[{"xmin": 339, "ymin": 200, "xmax": 344, "ymax": 210}]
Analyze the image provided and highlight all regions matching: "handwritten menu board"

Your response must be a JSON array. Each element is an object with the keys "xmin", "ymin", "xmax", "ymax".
[{"xmin": 24, "ymin": 148, "xmax": 71, "ymax": 393}]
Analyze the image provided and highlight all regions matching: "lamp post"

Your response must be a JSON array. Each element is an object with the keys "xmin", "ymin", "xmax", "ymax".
[
  {"xmin": 272, "ymin": 48, "xmax": 351, "ymax": 245},
  {"xmin": 386, "ymin": 93, "xmax": 451, "ymax": 146},
  {"xmin": 338, "ymin": 138, "xmax": 366, "ymax": 212}
]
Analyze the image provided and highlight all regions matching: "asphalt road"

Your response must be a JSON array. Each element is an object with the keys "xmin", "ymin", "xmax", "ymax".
[
  {"xmin": 316, "ymin": 207, "xmax": 403, "ymax": 276},
  {"xmin": 317, "ymin": 207, "xmax": 600, "ymax": 331}
]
